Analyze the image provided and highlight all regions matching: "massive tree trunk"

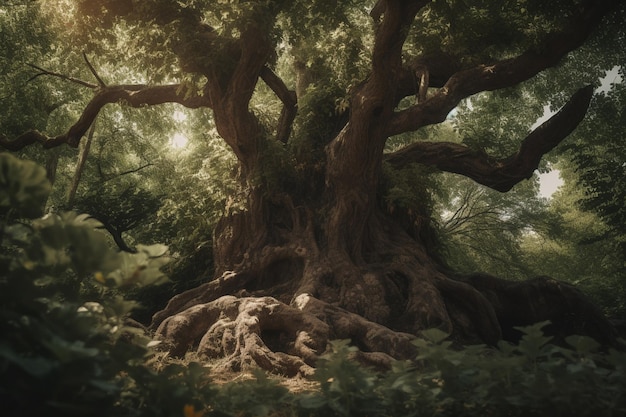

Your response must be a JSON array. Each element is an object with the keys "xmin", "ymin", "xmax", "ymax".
[
  {"xmin": 150, "ymin": 156, "xmax": 615, "ymax": 376},
  {"xmin": 1, "ymin": 0, "xmax": 619, "ymax": 377}
]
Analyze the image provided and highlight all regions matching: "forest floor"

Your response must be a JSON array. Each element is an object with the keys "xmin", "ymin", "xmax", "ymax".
[{"xmin": 149, "ymin": 351, "xmax": 320, "ymax": 393}]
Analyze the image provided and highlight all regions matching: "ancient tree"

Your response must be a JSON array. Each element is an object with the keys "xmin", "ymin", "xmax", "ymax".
[{"xmin": 1, "ymin": 0, "xmax": 621, "ymax": 375}]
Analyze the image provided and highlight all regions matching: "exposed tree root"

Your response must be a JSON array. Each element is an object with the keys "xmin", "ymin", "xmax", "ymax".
[
  {"xmin": 151, "ymin": 271, "xmax": 252, "ymax": 328},
  {"xmin": 153, "ymin": 292, "xmax": 418, "ymax": 376},
  {"xmin": 155, "ymin": 295, "xmax": 324, "ymax": 376},
  {"xmin": 459, "ymin": 273, "xmax": 619, "ymax": 345},
  {"xmin": 151, "ymin": 261, "xmax": 618, "ymax": 376}
]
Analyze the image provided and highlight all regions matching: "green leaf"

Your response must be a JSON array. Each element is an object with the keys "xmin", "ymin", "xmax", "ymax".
[
  {"xmin": 421, "ymin": 328, "xmax": 450, "ymax": 344},
  {"xmin": 136, "ymin": 243, "xmax": 169, "ymax": 258},
  {"xmin": 565, "ymin": 335, "xmax": 601, "ymax": 354},
  {"xmin": 299, "ymin": 393, "xmax": 327, "ymax": 409},
  {"xmin": 0, "ymin": 343, "xmax": 57, "ymax": 377},
  {"xmin": 0, "ymin": 153, "xmax": 51, "ymax": 219},
  {"xmin": 515, "ymin": 321, "xmax": 553, "ymax": 359}
]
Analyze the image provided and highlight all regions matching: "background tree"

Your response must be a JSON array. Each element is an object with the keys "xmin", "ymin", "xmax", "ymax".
[
  {"xmin": 1, "ymin": 0, "xmax": 624, "ymax": 375},
  {"xmin": 520, "ymin": 161, "xmax": 626, "ymax": 320},
  {"xmin": 436, "ymin": 173, "xmax": 545, "ymax": 280},
  {"xmin": 568, "ymin": 81, "xmax": 626, "ymax": 256}
]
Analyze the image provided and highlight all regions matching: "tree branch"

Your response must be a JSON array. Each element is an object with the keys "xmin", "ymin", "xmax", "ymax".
[
  {"xmin": 415, "ymin": 66, "xmax": 429, "ymax": 103},
  {"xmin": 0, "ymin": 84, "xmax": 211, "ymax": 151},
  {"xmin": 370, "ymin": 0, "xmax": 385, "ymax": 23},
  {"xmin": 260, "ymin": 66, "xmax": 297, "ymax": 143},
  {"xmin": 398, "ymin": 53, "xmax": 462, "ymax": 95},
  {"xmin": 387, "ymin": 0, "xmax": 616, "ymax": 136},
  {"xmin": 27, "ymin": 63, "xmax": 99, "ymax": 89},
  {"xmin": 97, "ymin": 221, "xmax": 137, "ymax": 253},
  {"xmin": 207, "ymin": 10, "xmax": 276, "ymax": 169},
  {"xmin": 385, "ymin": 86, "xmax": 593, "ymax": 192},
  {"xmin": 226, "ymin": 19, "xmax": 274, "ymax": 110},
  {"xmin": 83, "ymin": 53, "xmax": 107, "ymax": 87},
  {"xmin": 102, "ymin": 163, "xmax": 154, "ymax": 183},
  {"xmin": 328, "ymin": 0, "xmax": 430, "ymax": 160},
  {"xmin": 370, "ymin": 1, "xmax": 430, "ymax": 83}
]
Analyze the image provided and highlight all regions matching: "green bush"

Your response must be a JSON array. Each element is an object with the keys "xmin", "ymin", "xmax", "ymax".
[
  {"xmin": 0, "ymin": 154, "xmax": 214, "ymax": 417},
  {"xmin": 208, "ymin": 329, "xmax": 626, "ymax": 417}
]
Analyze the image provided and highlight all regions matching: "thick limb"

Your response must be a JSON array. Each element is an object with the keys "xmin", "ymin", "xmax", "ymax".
[
  {"xmin": 260, "ymin": 67, "xmax": 297, "ymax": 143},
  {"xmin": 0, "ymin": 84, "xmax": 211, "ymax": 151},
  {"xmin": 388, "ymin": 0, "xmax": 616, "ymax": 135},
  {"xmin": 385, "ymin": 86, "xmax": 593, "ymax": 192}
]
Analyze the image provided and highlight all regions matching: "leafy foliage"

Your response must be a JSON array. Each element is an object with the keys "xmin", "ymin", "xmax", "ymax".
[
  {"xmin": 0, "ymin": 152, "xmax": 51, "ymax": 219},
  {"xmin": 453, "ymin": 87, "xmax": 544, "ymax": 158},
  {"xmin": 0, "ymin": 2, "xmax": 57, "ymax": 136},
  {"xmin": 570, "ymin": 82, "xmax": 626, "ymax": 253},
  {"xmin": 406, "ymin": 0, "xmax": 570, "ymax": 63},
  {"xmin": 520, "ymin": 162, "xmax": 626, "ymax": 319},
  {"xmin": 436, "ymin": 172, "xmax": 548, "ymax": 279},
  {"xmin": 0, "ymin": 154, "xmax": 214, "ymax": 417},
  {"xmin": 178, "ymin": 326, "xmax": 622, "ymax": 417}
]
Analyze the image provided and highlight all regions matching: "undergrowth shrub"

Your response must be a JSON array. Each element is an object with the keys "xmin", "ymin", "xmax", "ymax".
[
  {"xmin": 292, "ymin": 330, "xmax": 624, "ymax": 417},
  {"xmin": 0, "ymin": 154, "xmax": 215, "ymax": 417}
]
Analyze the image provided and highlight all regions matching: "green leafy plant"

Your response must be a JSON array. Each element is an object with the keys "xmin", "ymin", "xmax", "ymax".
[
  {"xmin": 0, "ymin": 154, "xmax": 214, "ymax": 417},
  {"xmin": 0, "ymin": 152, "xmax": 51, "ymax": 219},
  {"xmin": 312, "ymin": 340, "xmax": 384, "ymax": 416},
  {"xmin": 213, "ymin": 369, "xmax": 294, "ymax": 417},
  {"xmin": 299, "ymin": 325, "xmax": 626, "ymax": 417}
]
